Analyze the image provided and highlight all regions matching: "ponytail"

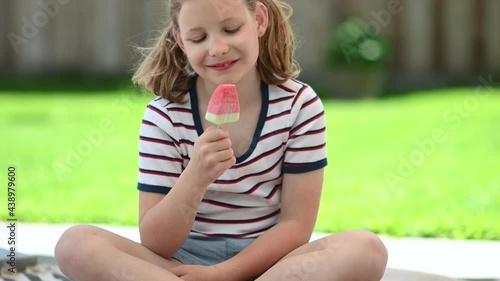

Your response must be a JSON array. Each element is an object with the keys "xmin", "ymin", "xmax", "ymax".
[
  {"xmin": 255, "ymin": 0, "xmax": 301, "ymax": 84},
  {"xmin": 132, "ymin": 22, "xmax": 192, "ymax": 103}
]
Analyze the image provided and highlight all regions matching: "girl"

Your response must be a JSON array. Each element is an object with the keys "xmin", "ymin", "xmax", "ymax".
[{"xmin": 55, "ymin": 0, "xmax": 388, "ymax": 280}]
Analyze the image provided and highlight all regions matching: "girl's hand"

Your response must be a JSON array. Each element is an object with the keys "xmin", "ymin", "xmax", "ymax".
[
  {"xmin": 186, "ymin": 127, "xmax": 236, "ymax": 187},
  {"xmin": 169, "ymin": 265, "xmax": 224, "ymax": 281}
]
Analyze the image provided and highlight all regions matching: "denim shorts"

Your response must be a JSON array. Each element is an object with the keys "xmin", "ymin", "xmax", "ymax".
[{"xmin": 172, "ymin": 235, "xmax": 256, "ymax": 266}]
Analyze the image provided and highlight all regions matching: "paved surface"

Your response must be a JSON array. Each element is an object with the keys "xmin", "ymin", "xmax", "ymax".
[{"xmin": 2, "ymin": 223, "xmax": 500, "ymax": 281}]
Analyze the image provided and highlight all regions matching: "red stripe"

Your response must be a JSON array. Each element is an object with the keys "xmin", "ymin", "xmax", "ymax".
[
  {"xmin": 139, "ymin": 152, "xmax": 183, "ymax": 163},
  {"xmin": 277, "ymin": 84, "xmax": 296, "ymax": 93},
  {"xmin": 265, "ymin": 185, "xmax": 281, "ymax": 199},
  {"xmin": 168, "ymin": 107, "xmax": 192, "ymax": 113},
  {"xmin": 214, "ymin": 157, "xmax": 283, "ymax": 185},
  {"xmin": 300, "ymin": 96, "xmax": 319, "ymax": 110},
  {"xmin": 242, "ymin": 175, "xmax": 281, "ymax": 195},
  {"xmin": 291, "ymin": 85, "xmax": 309, "ymax": 108},
  {"xmin": 289, "ymin": 127, "xmax": 326, "ymax": 139},
  {"xmin": 139, "ymin": 168, "xmax": 180, "ymax": 178},
  {"xmin": 260, "ymin": 128, "xmax": 290, "ymax": 141},
  {"xmin": 233, "ymin": 143, "xmax": 285, "ymax": 169},
  {"xmin": 195, "ymin": 209, "xmax": 280, "ymax": 224},
  {"xmin": 269, "ymin": 95, "xmax": 294, "ymax": 104},
  {"xmin": 267, "ymin": 110, "xmax": 291, "ymax": 121},
  {"xmin": 148, "ymin": 105, "xmax": 196, "ymax": 130},
  {"xmin": 287, "ymin": 143, "xmax": 326, "ymax": 152},
  {"xmin": 140, "ymin": 136, "xmax": 175, "ymax": 146},
  {"xmin": 194, "ymin": 224, "xmax": 276, "ymax": 238},
  {"xmin": 290, "ymin": 112, "xmax": 324, "ymax": 135},
  {"xmin": 202, "ymin": 200, "xmax": 242, "ymax": 209}
]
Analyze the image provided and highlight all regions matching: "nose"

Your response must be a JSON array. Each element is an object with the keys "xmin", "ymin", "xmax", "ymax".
[{"xmin": 208, "ymin": 36, "xmax": 229, "ymax": 57}]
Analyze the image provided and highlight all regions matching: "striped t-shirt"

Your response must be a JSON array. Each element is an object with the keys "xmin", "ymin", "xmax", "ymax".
[{"xmin": 137, "ymin": 78, "xmax": 327, "ymax": 238}]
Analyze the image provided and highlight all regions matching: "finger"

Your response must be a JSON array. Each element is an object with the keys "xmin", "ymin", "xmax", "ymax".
[
  {"xmin": 210, "ymin": 137, "xmax": 232, "ymax": 152},
  {"xmin": 209, "ymin": 148, "xmax": 234, "ymax": 163},
  {"xmin": 203, "ymin": 127, "xmax": 230, "ymax": 141},
  {"xmin": 214, "ymin": 155, "xmax": 236, "ymax": 170},
  {"xmin": 224, "ymin": 156, "xmax": 236, "ymax": 168}
]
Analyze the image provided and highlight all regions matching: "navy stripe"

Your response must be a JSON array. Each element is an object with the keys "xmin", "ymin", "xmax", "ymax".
[
  {"xmin": 193, "ymin": 223, "xmax": 277, "ymax": 238},
  {"xmin": 202, "ymin": 199, "xmax": 252, "ymax": 209},
  {"xmin": 139, "ymin": 168, "xmax": 180, "ymax": 178},
  {"xmin": 287, "ymin": 143, "xmax": 326, "ymax": 152},
  {"xmin": 137, "ymin": 183, "xmax": 171, "ymax": 194},
  {"xmin": 234, "ymin": 143, "xmax": 285, "ymax": 169},
  {"xmin": 269, "ymin": 95, "xmax": 294, "ymax": 104},
  {"xmin": 291, "ymin": 85, "xmax": 309, "ymax": 108},
  {"xmin": 241, "ymin": 175, "xmax": 282, "ymax": 195},
  {"xmin": 168, "ymin": 107, "xmax": 192, "ymax": 113},
  {"xmin": 277, "ymin": 84, "xmax": 296, "ymax": 93},
  {"xmin": 167, "ymin": 138, "xmax": 194, "ymax": 147},
  {"xmin": 140, "ymin": 136, "xmax": 175, "ymax": 146},
  {"xmin": 289, "ymin": 127, "xmax": 326, "ymax": 139},
  {"xmin": 148, "ymin": 105, "xmax": 196, "ymax": 130},
  {"xmin": 291, "ymin": 79, "xmax": 307, "ymax": 87},
  {"xmin": 267, "ymin": 109, "xmax": 291, "ymax": 121},
  {"xmin": 215, "ymin": 157, "xmax": 283, "ymax": 184},
  {"xmin": 139, "ymin": 152, "xmax": 183, "ymax": 163},
  {"xmin": 265, "ymin": 185, "xmax": 281, "ymax": 199},
  {"xmin": 260, "ymin": 128, "xmax": 290, "ymax": 141},
  {"xmin": 301, "ymin": 96, "xmax": 319, "ymax": 110},
  {"xmin": 178, "ymin": 139, "xmax": 195, "ymax": 146},
  {"xmin": 282, "ymin": 159, "xmax": 328, "ymax": 174},
  {"xmin": 195, "ymin": 209, "xmax": 280, "ymax": 224},
  {"xmin": 142, "ymin": 120, "xmax": 156, "ymax": 126},
  {"xmin": 290, "ymin": 111, "xmax": 325, "ymax": 135}
]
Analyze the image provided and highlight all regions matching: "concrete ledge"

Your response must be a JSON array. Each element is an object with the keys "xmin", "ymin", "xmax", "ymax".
[{"xmin": 7, "ymin": 223, "xmax": 500, "ymax": 280}]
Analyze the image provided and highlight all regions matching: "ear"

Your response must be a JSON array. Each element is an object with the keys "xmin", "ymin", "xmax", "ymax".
[
  {"xmin": 255, "ymin": 2, "xmax": 269, "ymax": 37},
  {"xmin": 174, "ymin": 31, "xmax": 186, "ymax": 52}
]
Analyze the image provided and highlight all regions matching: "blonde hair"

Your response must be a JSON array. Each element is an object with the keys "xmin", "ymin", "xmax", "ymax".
[{"xmin": 132, "ymin": 0, "xmax": 300, "ymax": 103}]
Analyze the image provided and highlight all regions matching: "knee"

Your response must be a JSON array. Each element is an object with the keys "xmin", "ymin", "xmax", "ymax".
[
  {"xmin": 350, "ymin": 230, "xmax": 388, "ymax": 277},
  {"xmin": 353, "ymin": 230, "xmax": 387, "ymax": 259},
  {"xmin": 54, "ymin": 225, "xmax": 102, "ymax": 272}
]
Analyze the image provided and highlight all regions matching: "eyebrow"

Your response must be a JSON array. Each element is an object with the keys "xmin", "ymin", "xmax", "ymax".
[{"xmin": 186, "ymin": 17, "xmax": 238, "ymax": 34}]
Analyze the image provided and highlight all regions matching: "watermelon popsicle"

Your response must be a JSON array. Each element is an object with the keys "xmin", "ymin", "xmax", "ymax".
[{"xmin": 205, "ymin": 84, "xmax": 240, "ymax": 126}]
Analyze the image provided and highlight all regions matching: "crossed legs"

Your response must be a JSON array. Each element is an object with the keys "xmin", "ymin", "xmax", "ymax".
[{"xmin": 55, "ymin": 226, "xmax": 387, "ymax": 281}]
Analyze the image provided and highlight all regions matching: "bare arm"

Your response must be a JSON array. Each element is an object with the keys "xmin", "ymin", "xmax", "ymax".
[
  {"xmin": 217, "ymin": 169, "xmax": 324, "ymax": 280},
  {"xmin": 138, "ymin": 127, "xmax": 236, "ymax": 258}
]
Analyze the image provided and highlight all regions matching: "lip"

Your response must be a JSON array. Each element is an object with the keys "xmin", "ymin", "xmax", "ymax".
[{"xmin": 207, "ymin": 60, "xmax": 238, "ymax": 71}]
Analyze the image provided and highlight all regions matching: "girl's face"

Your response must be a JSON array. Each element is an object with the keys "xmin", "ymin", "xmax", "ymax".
[{"xmin": 174, "ymin": 0, "xmax": 268, "ymax": 87}]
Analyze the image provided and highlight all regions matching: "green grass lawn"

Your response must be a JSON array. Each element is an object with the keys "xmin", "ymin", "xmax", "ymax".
[{"xmin": 1, "ymin": 85, "xmax": 499, "ymax": 240}]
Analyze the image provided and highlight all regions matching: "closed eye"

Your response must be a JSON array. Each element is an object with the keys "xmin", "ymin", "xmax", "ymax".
[
  {"xmin": 190, "ymin": 35, "xmax": 206, "ymax": 43},
  {"xmin": 225, "ymin": 26, "xmax": 242, "ymax": 34}
]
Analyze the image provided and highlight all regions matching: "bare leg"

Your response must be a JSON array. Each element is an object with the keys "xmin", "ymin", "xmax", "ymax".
[
  {"xmin": 256, "ymin": 230, "xmax": 388, "ymax": 281},
  {"xmin": 55, "ymin": 224, "xmax": 183, "ymax": 281}
]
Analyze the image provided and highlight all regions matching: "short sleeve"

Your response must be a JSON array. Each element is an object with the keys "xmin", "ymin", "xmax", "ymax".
[
  {"xmin": 283, "ymin": 86, "xmax": 327, "ymax": 174},
  {"xmin": 137, "ymin": 100, "xmax": 184, "ymax": 194}
]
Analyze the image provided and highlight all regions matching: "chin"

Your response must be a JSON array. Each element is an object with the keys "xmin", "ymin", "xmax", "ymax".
[{"xmin": 209, "ymin": 74, "xmax": 244, "ymax": 86}]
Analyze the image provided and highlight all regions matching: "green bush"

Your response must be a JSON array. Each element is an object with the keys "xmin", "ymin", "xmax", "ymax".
[{"xmin": 325, "ymin": 17, "xmax": 391, "ymax": 69}]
